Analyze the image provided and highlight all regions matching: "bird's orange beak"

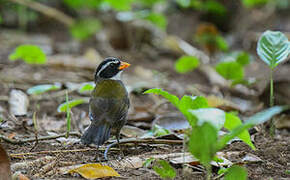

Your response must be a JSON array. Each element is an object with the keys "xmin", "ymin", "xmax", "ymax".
[{"xmin": 119, "ymin": 61, "xmax": 130, "ymax": 70}]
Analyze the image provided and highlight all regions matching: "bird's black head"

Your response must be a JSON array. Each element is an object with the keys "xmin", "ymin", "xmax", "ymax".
[{"xmin": 95, "ymin": 57, "xmax": 130, "ymax": 80}]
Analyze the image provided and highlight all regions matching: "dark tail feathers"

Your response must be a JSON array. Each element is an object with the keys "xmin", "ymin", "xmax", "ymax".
[{"xmin": 81, "ymin": 124, "xmax": 111, "ymax": 146}]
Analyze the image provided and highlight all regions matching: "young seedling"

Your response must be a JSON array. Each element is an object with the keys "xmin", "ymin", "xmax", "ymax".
[
  {"xmin": 65, "ymin": 91, "xmax": 71, "ymax": 138},
  {"xmin": 257, "ymin": 31, "xmax": 290, "ymax": 133},
  {"xmin": 145, "ymin": 88, "xmax": 288, "ymax": 179}
]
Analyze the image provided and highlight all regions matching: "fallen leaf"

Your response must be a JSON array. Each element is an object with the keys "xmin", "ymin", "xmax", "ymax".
[
  {"xmin": 68, "ymin": 163, "xmax": 120, "ymax": 179},
  {"xmin": 121, "ymin": 125, "xmax": 146, "ymax": 138},
  {"xmin": 18, "ymin": 173, "xmax": 30, "ymax": 180},
  {"xmin": 9, "ymin": 89, "xmax": 29, "ymax": 116},
  {"xmin": 207, "ymin": 95, "xmax": 241, "ymax": 112},
  {"xmin": 242, "ymin": 153, "xmax": 263, "ymax": 163}
]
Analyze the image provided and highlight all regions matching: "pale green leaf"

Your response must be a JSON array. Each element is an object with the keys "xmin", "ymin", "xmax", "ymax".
[
  {"xmin": 175, "ymin": 56, "xmax": 200, "ymax": 73},
  {"xmin": 225, "ymin": 113, "xmax": 256, "ymax": 150},
  {"xmin": 224, "ymin": 165, "xmax": 247, "ymax": 180},
  {"xmin": 153, "ymin": 160, "xmax": 176, "ymax": 179},
  {"xmin": 144, "ymin": 88, "xmax": 179, "ymax": 107},
  {"xmin": 217, "ymin": 106, "xmax": 288, "ymax": 150},
  {"xmin": 27, "ymin": 84, "xmax": 61, "ymax": 95},
  {"xmin": 9, "ymin": 45, "xmax": 46, "ymax": 64},
  {"xmin": 57, "ymin": 99, "xmax": 87, "ymax": 112},
  {"xmin": 189, "ymin": 122, "xmax": 218, "ymax": 167},
  {"xmin": 79, "ymin": 82, "xmax": 95, "ymax": 92},
  {"xmin": 215, "ymin": 61, "xmax": 244, "ymax": 80},
  {"xmin": 189, "ymin": 108, "xmax": 225, "ymax": 130},
  {"xmin": 257, "ymin": 30, "xmax": 290, "ymax": 68},
  {"xmin": 70, "ymin": 19, "xmax": 101, "ymax": 40}
]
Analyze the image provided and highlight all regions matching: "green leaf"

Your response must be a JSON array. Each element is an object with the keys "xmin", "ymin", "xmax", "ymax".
[
  {"xmin": 70, "ymin": 18, "xmax": 102, "ymax": 41},
  {"xmin": 57, "ymin": 99, "xmax": 87, "ymax": 113},
  {"xmin": 139, "ymin": 0, "xmax": 165, "ymax": 7},
  {"xmin": 225, "ymin": 113, "xmax": 256, "ymax": 150},
  {"xmin": 179, "ymin": 96, "xmax": 208, "ymax": 127},
  {"xmin": 203, "ymin": 0, "xmax": 227, "ymax": 15},
  {"xmin": 215, "ymin": 61, "xmax": 244, "ymax": 80},
  {"xmin": 152, "ymin": 125, "xmax": 171, "ymax": 137},
  {"xmin": 153, "ymin": 160, "xmax": 176, "ymax": 179},
  {"xmin": 224, "ymin": 165, "xmax": 247, "ymax": 180},
  {"xmin": 63, "ymin": 0, "xmax": 101, "ymax": 9},
  {"xmin": 217, "ymin": 106, "xmax": 288, "ymax": 150},
  {"xmin": 9, "ymin": 45, "xmax": 46, "ymax": 64},
  {"xmin": 189, "ymin": 108, "xmax": 225, "ymax": 130},
  {"xmin": 0, "ymin": 15, "xmax": 3, "ymax": 24},
  {"xmin": 188, "ymin": 122, "xmax": 218, "ymax": 167},
  {"xmin": 257, "ymin": 30, "xmax": 290, "ymax": 69},
  {"xmin": 242, "ymin": 0, "xmax": 269, "ymax": 8},
  {"xmin": 215, "ymin": 35, "xmax": 229, "ymax": 51},
  {"xmin": 27, "ymin": 84, "xmax": 61, "ymax": 95},
  {"xmin": 103, "ymin": 0, "xmax": 134, "ymax": 11},
  {"xmin": 236, "ymin": 52, "xmax": 250, "ymax": 66},
  {"xmin": 175, "ymin": 0, "xmax": 191, "ymax": 8},
  {"xmin": 144, "ymin": 88, "xmax": 179, "ymax": 107},
  {"xmin": 144, "ymin": 12, "xmax": 167, "ymax": 30},
  {"xmin": 79, "ymin": 82, "xmax": 95, "ymax": 92},
  {"xmin": 175, "ymin": 56, "xmax": 200, "ymax": 74},
  {"xmin": 65, "ymin": 91, "xmax": 71, "ymax": 138}
]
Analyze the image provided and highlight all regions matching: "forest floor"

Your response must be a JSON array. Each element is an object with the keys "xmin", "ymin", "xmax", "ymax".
[{"xmin": 0, "ymin": 9, "xmax": 290, "ymax": 179}]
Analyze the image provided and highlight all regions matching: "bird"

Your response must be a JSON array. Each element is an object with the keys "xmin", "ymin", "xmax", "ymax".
[{"xmin": 81, "ymin": 57, "xmax": 130, "ymax": 149}]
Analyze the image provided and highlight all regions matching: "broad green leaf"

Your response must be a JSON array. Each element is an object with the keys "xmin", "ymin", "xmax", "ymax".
[
  {"xmin": 143, "ymin": 12, "xmax": 167, "ymax": 30},
  {"xmin": 225, "ymin": 113, "xmax": 256, "ymax": 150},
  {"xmin": 9, "ymin": 45, "xmax": 46, "ymax": 64},
  {"xmin": 70, "ymin": 19, "xmax": 101, "ymax": 40},
  {"xmin": 63, "ymin": 0, "xmax": 101, "ymax": 9},
  {"xmin": 79, "ymin": 82, "xmax": 95, "ymax": 92},
  {"xmin": 189, "ymin": 108, "xmax": 225, "ymax": 130},
  {"xmin": 224, "ymin": 165, "xmax": 247, "ymax": 180},
  {"xmin": 236, "ymin": 52, "xmax": 250, "ymax": 66},
  {"xmin": 27, "ymin": 84, "xmax": 61, "ymax": 95},
  {"xmin": 153, "ymin": 160, "xmax": 176, "ymax": 179},
  {"xmin": 175, "ymin": 0, "xmax": 191, "ymax": 8},
  {"xmin": 103, "ymin": 0, "xmax": 134, "ymax": 11},
  {"xmin": 175, "ymin": 56, "xmax": 200, "ymax": 74},
  {"xmin": 68, "ymin": 163, "xmax": 120, "ymax": 179},
  {"xmin": 215, "ymin": 61, "xmax": 244, "ymax": 80},
  {"xmin": 139, "ymin": 0, "xmax": 164, "ymax": 7},
  {"xmin": 217, "ymin": 106, "xmax": 288, "ymax": 150},
  {"xmin": 152, "ymin": 125, "xmax": 170, "ymax": 137},
  {"xmin": 215, "ymin": 35, "xmax": 229, "ymax": 51},
  {"xmin": 188, "ymin": 122, "xmax": 218, "ymax": 167},
  {"xmin": 257, "ymin": 31, "xmax": 290, "ymax": 69},
  {"xmin": 179, "ymin": 96, "xmax": 208, "ymax": 127},
  {"xmin": 242, "ymin": 0, "xmax": 269, "ymax": 8},
  {"xmin": 203, "ymin": 0, "xmax": 227, "ymax": 15},
  {"xmin": 144, "ymin": 88, "xmax": 179, "ymax": 107},
  {"xmin": 57, "ymin": 99, "xmax": 87, "ymax": 112}
]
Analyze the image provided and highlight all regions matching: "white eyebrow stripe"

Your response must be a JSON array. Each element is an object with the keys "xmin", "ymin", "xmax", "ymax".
[{"xmin": 96, "ymin": 60, "xmax": 119, "ymax": 76}]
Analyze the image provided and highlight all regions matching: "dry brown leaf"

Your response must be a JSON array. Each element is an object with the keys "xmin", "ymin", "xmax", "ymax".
[
  {"xmin": 207, "ymin": 95, "xmax": 241, "ymax": 112},
  {"xmin": 68, "ymin": 163, "xmax": 120, "ymax": 179},
  {"xmin": 18, "ymin": 173, "xmax": 30, "ymax": 180}
]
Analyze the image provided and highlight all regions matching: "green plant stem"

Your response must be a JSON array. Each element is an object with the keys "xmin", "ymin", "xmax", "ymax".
[
  {"xmin": 270, "ymin": 68, "xmax": 274, "ymax": 107},
  {"xmin": 269, "ymin": 68, "xmax": 275, "ymax": 136},
  {"xmin": 206, "ymin": 165, "xmax": 212, "ymax": 180}
]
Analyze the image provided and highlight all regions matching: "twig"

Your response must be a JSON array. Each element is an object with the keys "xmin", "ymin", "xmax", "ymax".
[
  {"xmin": 8, "ymin": 0, "xmax": 75, "ymax": 26},
  {"xmin": 9, "ymin": 148, "xmax": 105, "ymax": 158},
  {"xmin": 0, "ymin": 132, "xmax": 81, "ymax": 145},
  {"xmin": 104, "ymin": 138, "xmax": 183, "ymax": 160}
]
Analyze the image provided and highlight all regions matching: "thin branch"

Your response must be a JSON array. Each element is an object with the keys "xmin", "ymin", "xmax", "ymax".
[
  {"xmin": 104, "ymin": 138, "xmax": 183, "ymax": 160},
  {"xmin": 8, "ymin": 0, "xmax": 75, "ymax": 26},
  {"xmin": 0, "ymin": 132, "xmax": 81, "ymax": 145}
]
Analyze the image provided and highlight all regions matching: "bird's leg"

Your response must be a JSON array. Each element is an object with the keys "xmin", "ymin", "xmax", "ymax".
[{"xmin": 116, "ymin": 133, "xmax": 124, "ymax": 159}]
